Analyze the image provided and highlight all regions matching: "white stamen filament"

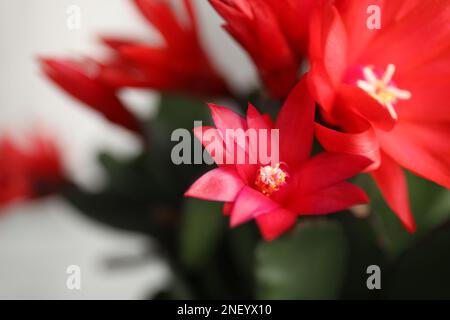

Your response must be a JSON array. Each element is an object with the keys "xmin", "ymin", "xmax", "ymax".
[{"xmin": 356, "ymin": 64, "xmax": 411, "ymax": 121}]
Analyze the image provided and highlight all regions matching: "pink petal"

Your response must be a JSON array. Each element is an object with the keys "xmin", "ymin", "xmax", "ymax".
[
  {"xmin": 230, "ymin": 186, "xmax": 280, "ymax": 228},
  {"xmin": 193, "ymin": 126, "xmax": 228, "ymax": 166},
  {"xmin": 247, "ymin": 103, "xmax": 270, "ymax": 131},
  {"xmin": 185, "ymin": 167, "xmax": 244, "ymax": 202},
  {"xmin": 256, "ymin": 208, "xmax": 297, "ymax": 241},
  {"xmin": 208, "ymin": 103, "xmax": 246, "ymax": 133},
  {"xmin": 246, "ymin": 103, "xmax": 274, "ymax": 165}
]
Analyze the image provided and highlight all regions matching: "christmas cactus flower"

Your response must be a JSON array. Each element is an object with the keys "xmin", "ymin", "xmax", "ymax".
[
  {"xmin": 210, "ymin": 0, "xmax": 300, "ymax": 98},
  {"xmin": 39, "ymin": 0, "xmax": 230, "ymax": 135},
  {"xmin": 210, "ymin": 0, "xmax": 322, "ymax": 98},
  {"xmin": 264, "ymin": 0, "xmax": 320, "ymax": 58},
  {"xmin": 39, "ymin": 58, "xmax": 142, "ymax": 134},
  {"xmin": 100, "ymin": 0, "xmax": 230, "ymax": 97},
  {"xmin": 0, "ymin": 134, "xmax": 65, "ymax": 210},
  {"xmin": 185, "ymin": 79, "xmax": 371, "ymax": 240},
  {"xmin": 308, "ymin": 0, "xmax": 450, "ymax": 231}
]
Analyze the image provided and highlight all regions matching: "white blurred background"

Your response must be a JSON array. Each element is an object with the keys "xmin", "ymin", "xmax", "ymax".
[{"xmin": 0, "ymin": 0, "xmax": 255, "ymax": 299}]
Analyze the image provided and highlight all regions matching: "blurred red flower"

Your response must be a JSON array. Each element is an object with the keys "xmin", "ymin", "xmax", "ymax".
[
  {"xmin": 0, "ymin": 134, "xmax": 65, "ymax": 210},
  {"xmin": 210, "ymin": 0, "xmax": 321, "ymax": 98},
  {"xmin": 185, "ymin": 79, "xmax": 371, "ymax": 240},
  {"xmin": 308, "ymin": 0, "xmax": 450, "ymax": 231},
  {"xmin": 100, "ymin": 0, "xmax": 230, "ymax": 97},
  {"xmin": 40, "ymin": 0, "xmax": 230, "ymax": 136},
  {"xmin": 210, "ymin": 0, "xmax": 299, "ymax": 99},
  {"xmin": 39, "ymin": 58, "xmax": 142, "ymax": 134}
]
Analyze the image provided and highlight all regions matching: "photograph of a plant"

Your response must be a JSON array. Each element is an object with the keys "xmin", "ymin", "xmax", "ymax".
[{"xmin": 1, "ymin": 0, "xmax": 449, "ymax": 299}]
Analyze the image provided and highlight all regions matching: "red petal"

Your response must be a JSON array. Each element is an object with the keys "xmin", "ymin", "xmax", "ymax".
[
  {"xmin": 208, "ymin": 104, "xmax": 255, "ymax": 180},
  {"xmin": 370, "ymin": 151, "xmax": 416, "ymax": 232},
  {"xmin": 223, "ymin": 202, "xmax": 233, "ymax": 216},
  {"xmin": 99, "ymin": 65, "xmax": 157, "ymax": 89},
  {"xmin": 185, "ymin": 167, "xmax": 244, "ymax": 202},
  {"xmin": 235, "ymin": 163, "xmax": 258, "ymax": 186},
  {"xmin": 265, "ymin": 0, "xmax": 316, "ymax": 56},
  {"xmin": 230, "ymin": 186, "xmax": 280, "ymax": 227},
  {"xmin": 396, "ymin": 72, "xmax": 450, "ymax": 123},
  {"xmin": 378, "ymin": 122, "xmax": 450, "ymax": 189},
  {"xmin": 321, "ymin": 6, "xmax": 348, "ymax": 86},
  {"xmin": 194, "ymin": 123, "xmax": 258, "ymax": 184},
  {"xmin": 133, "ymin": 0, "xmax": 189, "ymax": 47},
  {"xmin": 101, "ymin": 37, "xmax": 141, "ymax": 51},
  {"xmin": 336, "ymin": 84, "xmax": 396, "ymax": 131},
  {"xmin": 208, "ymin": 103, "xmax": 246, "ymax": 133},
  {"xmin": 120, "ymin": 45, "xmax": 169, "ymax": 68},
  {"xmin": 276, "ymin": 77, "xmax": 315, "ymax": 169},
  {"xmin": 39, "ymin": 58, "xmax": 140, "ymax": 133},
  {"xmin": 315, "ymin": 122, "xmax": 380, "ymax": 170},
  {"xmin": 292, "ymin": 152, "xmax": 372, "ymax": 195},
  {"xmin": 193, "ymin": 126, "xmax": 228, "ymax": 166},
  {"xmin": 262, "ymin": 113, "xmax": 274, "ymax": 128},
  {"xmin": 256, "ymin": 208, "xmax": 297, "ymax": 241},
  {"xmin": 182, "ymin": 0, "xmax": 198, "ymax": 32},
  {"xmin": 360, "ymin": 0, "xmax": 450, "ymax": 75},
  {"xmin": 335, "ymin": 0, "xmax": 384, "ymax": 63},
  {"xmin": 247, "ymin": 103, "xmax": 270, "ymax": 131},
  {"xmin": 246, "ymin": 103, "xmax": 274, "ymax": 164},
  {"xmin": 308, "ymin": 62, "xmax": 336, "ymax": 112},
  {"xmin": 210, "ymin": 0, "xmax": 298, "ymax": 98},
  {"xmin": 287, "ymin": 182, "xmax": 369, "ymax": 215}
]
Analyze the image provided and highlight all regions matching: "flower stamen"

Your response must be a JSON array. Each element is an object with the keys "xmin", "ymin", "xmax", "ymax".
[
  {"xmin": 356, "ymin": 64, "xmax": 411, "ymax": 120},
  {"xmin": 255, "ymin": 163, "xmax": 288, "ymax": 196}
]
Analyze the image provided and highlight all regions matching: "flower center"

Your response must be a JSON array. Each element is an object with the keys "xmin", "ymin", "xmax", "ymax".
[
  {"xmin": 255, "ymin": 163, "xmax": 288, "ymax": 196},
  {"xmin": 356, "ymin": 64, "xmax": 411, "ymax": 120}
]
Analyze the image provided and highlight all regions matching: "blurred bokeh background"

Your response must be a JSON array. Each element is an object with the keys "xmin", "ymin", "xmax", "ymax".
[{"xmin": 0, "ymin": 0, "xmax": 255, "ymax": 299}]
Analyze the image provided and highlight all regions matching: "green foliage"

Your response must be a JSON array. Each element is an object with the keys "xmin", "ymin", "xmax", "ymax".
[
  {"xmin": 179, "ymin": 199, "xmax": 226, "ymax": 271},
  {"xmin": 367, "ymin": 172, "xmax": 450, "ymax": 257},
  {"xmin": 156, "ymin": 93, "xmax": 212, "ymax": 131},
  {"xmin": 255, "ymin": 220, "xmax": 348, "ymax": 299},
  {"xmin": 383, "ymin": 220, "xmax": 450, "ymax": 299},
  {"xmin": 338, "ymin": 213, "xmax": 386, "ymax": 299}
]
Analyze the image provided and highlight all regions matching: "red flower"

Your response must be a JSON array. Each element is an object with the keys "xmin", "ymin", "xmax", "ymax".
[
  {"xmin": 210, "ymin": 0, "xmax": 300, "ymax": 98},
  {"xmin": 185, "ymin": 79, "xmax": 371, "ymax": 240},
  {"xmin": 265, "ymin": 0, "xmax": 321, "ymax": 57},
  {"xmin": 308, "ymin": 0, "xmax": 450, "ymax": 231},
  {"xmin": 0, "ymin": 134, "xmax": 65, "ymax": 210},
  {"xmin": 39, "ymin": 58, "xmax": 142, "ymax": 134},
  {"xmin": 100, "ymin": 0, "xmax": 230, "ymax": 97}
]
